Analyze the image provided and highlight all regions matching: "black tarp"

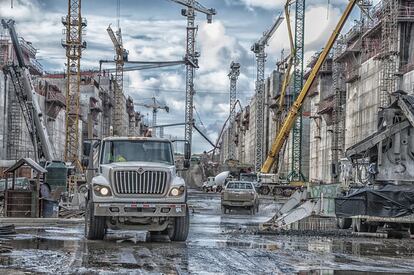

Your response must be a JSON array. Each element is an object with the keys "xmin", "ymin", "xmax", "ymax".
[{"xmin": 335, "ymin": 185, "xmax": 414, "ymax": 218}]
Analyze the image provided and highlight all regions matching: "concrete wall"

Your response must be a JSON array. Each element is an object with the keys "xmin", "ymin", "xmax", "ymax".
[{"xmin": 345, "ymin": 58, "xmax": 381, "ymax": 149}]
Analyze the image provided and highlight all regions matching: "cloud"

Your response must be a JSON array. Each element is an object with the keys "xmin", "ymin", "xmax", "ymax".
[
  {"xmin": 1, "ymin": 0, "xmax": 355, "ymax": 153},
  {"xmin": 198, "ymin": 20, "xmax": 249, "ymax": 72},
  {"xmin": 239, "ymin": 0, "xmax": 285, "ymax": 10}
]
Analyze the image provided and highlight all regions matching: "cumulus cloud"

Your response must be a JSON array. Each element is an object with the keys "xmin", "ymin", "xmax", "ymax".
[
  {"xmin": 239, "ymin": 0, "xmax": 285, "ymax": 10},
  {"xmin": 198, "ymin": 20, "xmax": 249, "ymax": 72}
]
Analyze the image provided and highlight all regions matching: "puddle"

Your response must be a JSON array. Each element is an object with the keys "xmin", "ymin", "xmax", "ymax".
[
  {"xmin": 0, "ymin": 191, "xmax": 413, "ymax": 274},
  {"xmin": 299, "ymin": 271, "xmax": 412, "ymax": 275}
]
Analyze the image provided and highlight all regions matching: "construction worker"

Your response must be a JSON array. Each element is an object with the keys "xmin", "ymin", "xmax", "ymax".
[
  {"xmin": 114, "ymin": 154, "xmax": 127, "ymax": 162},
  {"xmin": 106, "ymin": 151, "xmax": 127, "ymax": 162}
]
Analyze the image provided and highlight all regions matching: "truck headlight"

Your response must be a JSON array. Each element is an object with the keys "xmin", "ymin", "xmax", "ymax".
[
  {"xmin": 170, "ymin": 186, "xmax": 185, "ymax": 196},
  {"xmin": 94, "ymin": 184, "xmax": 112, "ymax": 196}
]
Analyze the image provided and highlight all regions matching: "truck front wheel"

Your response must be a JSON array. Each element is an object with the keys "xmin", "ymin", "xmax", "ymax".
[
  {"xmin": 337, "ymin": 217, "xmax": 352, "ymax": 229},
  {"xmin": 166, "ymin": 206, "xmax": 190, "ymax": 241},
  {"xmin": 85, "ymin": 200, "xmax": 106, "ymax": 240}
]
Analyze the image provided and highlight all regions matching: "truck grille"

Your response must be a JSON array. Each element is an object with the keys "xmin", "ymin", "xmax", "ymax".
[{"xmin": 113, "ymin": 170, "xmax": 168, "ymax": 195}]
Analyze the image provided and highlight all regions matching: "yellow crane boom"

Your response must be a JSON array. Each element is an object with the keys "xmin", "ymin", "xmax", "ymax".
[{"xmin": 261, "ymin": 0, "xmax": 358, "ymax": 173}]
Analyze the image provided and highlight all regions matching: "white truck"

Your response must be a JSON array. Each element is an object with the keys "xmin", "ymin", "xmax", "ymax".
[{"xmin": 83, "ymin": 137, "xmax": 190, "ymax": 241}]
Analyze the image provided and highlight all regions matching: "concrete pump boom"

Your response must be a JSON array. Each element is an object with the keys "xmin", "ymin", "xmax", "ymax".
[{"xmin": 261, "ymin": 0, "xmax": 359, "ymax": 173}]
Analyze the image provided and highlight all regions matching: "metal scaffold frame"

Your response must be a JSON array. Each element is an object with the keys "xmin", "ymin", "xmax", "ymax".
[
  {"xmin": 331, "ymin": 39, "xmax": 347, "ymax": 180},
  {"xmin": 289, "ymin": 0, "xmax": 305, "ymax": 182},
  {"xmin": 228, "ymin": 61, "xmax": 240, "ymax": 160},
  {"xmin": 62, "ymin": 0, "xmax": 86, "ymax": 169}
]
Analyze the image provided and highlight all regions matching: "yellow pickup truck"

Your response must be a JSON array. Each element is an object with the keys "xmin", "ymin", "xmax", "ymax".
[{"xmin": 221, "ymin": 181, "xmax": 259, "ymax": 215}]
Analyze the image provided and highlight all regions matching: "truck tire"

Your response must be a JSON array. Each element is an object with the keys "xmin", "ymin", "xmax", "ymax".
[
  {"xmin": 85, "ymin": 200, "xmax": 106, "ymax": 240},
  {"xmin": 355, "ymin": 219, "xmax": 368, "ymax": 233},
  {"xmin": 368, "ymin": 225, "xmax": 378, "ymax": 233},
  {"xmin": 167, "ymin": 206, "xmax": 190, "ymax": 242},
  {"xmin": 260, "ymin": 186, "xmax": 270, "ymax": 195},
  {"xmin": 250, "ymin": 206, "xmax": 255, "ymax": 215},
  {"xmin": 337, "ymin": 218, "xmax": 352, "ymax": 229}
]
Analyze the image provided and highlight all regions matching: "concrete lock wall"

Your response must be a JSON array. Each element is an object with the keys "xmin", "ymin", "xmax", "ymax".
[{"xmin": 345, "ymin": 58, "xmax": 381, "ymax": 150}]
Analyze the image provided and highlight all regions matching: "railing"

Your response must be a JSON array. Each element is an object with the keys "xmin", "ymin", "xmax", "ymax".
[
  {"xmin": 19, "ymin": 37, "xmax": 37, "ymax": 57},
  {"xmin": 28, "ymin": 57, "xmax": 43, "ymax": 74}
]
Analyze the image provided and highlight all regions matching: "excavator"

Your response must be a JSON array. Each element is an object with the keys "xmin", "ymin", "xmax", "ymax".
[{"xmin": 259, "ymin": 0, "xmax": 414, "ymax": 235}]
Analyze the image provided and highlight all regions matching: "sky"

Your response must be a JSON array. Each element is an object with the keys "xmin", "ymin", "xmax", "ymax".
[{"xmin": 0, "ymin": 0, "xmax": 360, "ymax": 153}]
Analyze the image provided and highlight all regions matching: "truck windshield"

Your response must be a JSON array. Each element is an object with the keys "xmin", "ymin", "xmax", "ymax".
[
  {"xmin": 101, "ymin": 140, "xmax": 173, "ymax": 165},
  {"xmin": 226, "ymin": 182, "xmax": 253, "ymax": 190},
  {"xmin": 240, "ymin": 174, "xmax": 257, "ymax": 182}
]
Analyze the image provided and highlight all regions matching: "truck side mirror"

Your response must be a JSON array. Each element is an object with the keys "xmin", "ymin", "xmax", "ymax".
[{"xmin": 83, "ymin": 141, "xmax": 91, "ymax": 156}]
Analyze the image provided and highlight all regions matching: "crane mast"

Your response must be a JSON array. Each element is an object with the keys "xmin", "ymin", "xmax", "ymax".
[
  {"xmin": 107, "ymin": 24, "xmax": 127, "ymax": 136},
  {"xmin": 289, "ymin": 0, "xmax": 306, "ymax": 182},
  {"xmin": 251, "ymin": 14, "xmax": 284, "ymax": 171},
  {"xmin": 62, "ymin": 0, "xmax": 86, "ymax": 169},
  {"xmin": 228, "ymin": 61, "xmax": 240, "ymax": 160},
  {"xmin": 261, "ymin": 0, "xmax": 359, "ymax": 173},
  {"xmin": 170, "ymin": 0, "xmax": 216, "ymax": 161}
]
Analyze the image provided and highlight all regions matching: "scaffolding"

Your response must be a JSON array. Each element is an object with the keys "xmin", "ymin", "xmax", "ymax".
[
  {"xmin": 379, "ymin": 0, "xmax": 399, "ymax": 108},
  {"xmin": 5, "ymin": 68, "xmax": 35, "ymax": 160},
  {"xmin": 331, "ymin": 39, "xmax": 347, "ymax": 181}
]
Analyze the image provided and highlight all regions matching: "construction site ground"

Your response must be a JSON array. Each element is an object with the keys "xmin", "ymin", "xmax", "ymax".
[{"xmin": 0, "ymin": 189, "xmax": 413, "ymax": 274}]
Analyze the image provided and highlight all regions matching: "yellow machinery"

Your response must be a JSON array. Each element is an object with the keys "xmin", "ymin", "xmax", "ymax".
[
  {"xmin": 261, "ymin": 0, "xmax": 359, "ymax": 174},
  {"xmin": 63, "ymin": 0, "xmax": 86, "ymax": 171}
]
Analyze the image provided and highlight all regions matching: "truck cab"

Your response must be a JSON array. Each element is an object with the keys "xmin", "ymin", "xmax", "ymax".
[{"xmin": 84, "ymin": 137, "xmax": 189, "ymax": 241}]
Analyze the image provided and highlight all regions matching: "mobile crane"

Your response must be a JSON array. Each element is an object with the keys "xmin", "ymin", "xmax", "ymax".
[
  {"xmin": 261, "ymin": 0, "xmax": 357, "ymax": 174},
  {"xmin": 1, "ymin": 19, "xmax": 57, "ymax": 162},
  {"xmin": 259, "ymin": 0, "xmax": 358, "ymax": 228}
]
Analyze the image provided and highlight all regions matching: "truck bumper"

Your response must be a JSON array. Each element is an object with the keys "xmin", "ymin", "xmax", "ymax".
[
  {"xmin": 93, "ymin": 202, "xmax": 187, "ymax": 217},
  {"xmin": 222, "ymin": 201, "xmax": 254, "ymax": 207}
]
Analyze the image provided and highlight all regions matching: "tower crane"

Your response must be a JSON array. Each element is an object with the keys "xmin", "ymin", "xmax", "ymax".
[
  {"xmin": 261, "ymin": 0, "xmax": 358, "ymax": 173},
  {"xmin": 107, "ymin": 24, "xmax": 128, "ymax": 136},
  {"xmin": 251, "ymin": 13, "xmax": 284, "ymax": 171},
  {"xmin": 134, "ymin": 97, "xmax": 169, "ymax": 138},
  {"xmin": 62, "ymin": 0, "xmax": 86, "ymax": 170},
  {"xmin": 169, "ymin": 0, "xmax": 216, "ymax": 162},
  {"xmin": 288, "ymin": 0, "xmax": 306, "ymax": 182},
  {"xmin": 228, "ymin": 61, "xmax": 240, "ymax": 160}
]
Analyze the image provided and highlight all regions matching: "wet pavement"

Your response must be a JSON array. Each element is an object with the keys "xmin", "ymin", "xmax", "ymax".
[{"xmin": 0, "ymin": 189, "xmax": 414, "ymax": 274}]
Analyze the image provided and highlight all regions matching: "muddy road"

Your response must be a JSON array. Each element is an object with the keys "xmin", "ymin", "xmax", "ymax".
[{"xmin": 1, "ymin": 190, "xmax": 414, "ymax": 274}]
